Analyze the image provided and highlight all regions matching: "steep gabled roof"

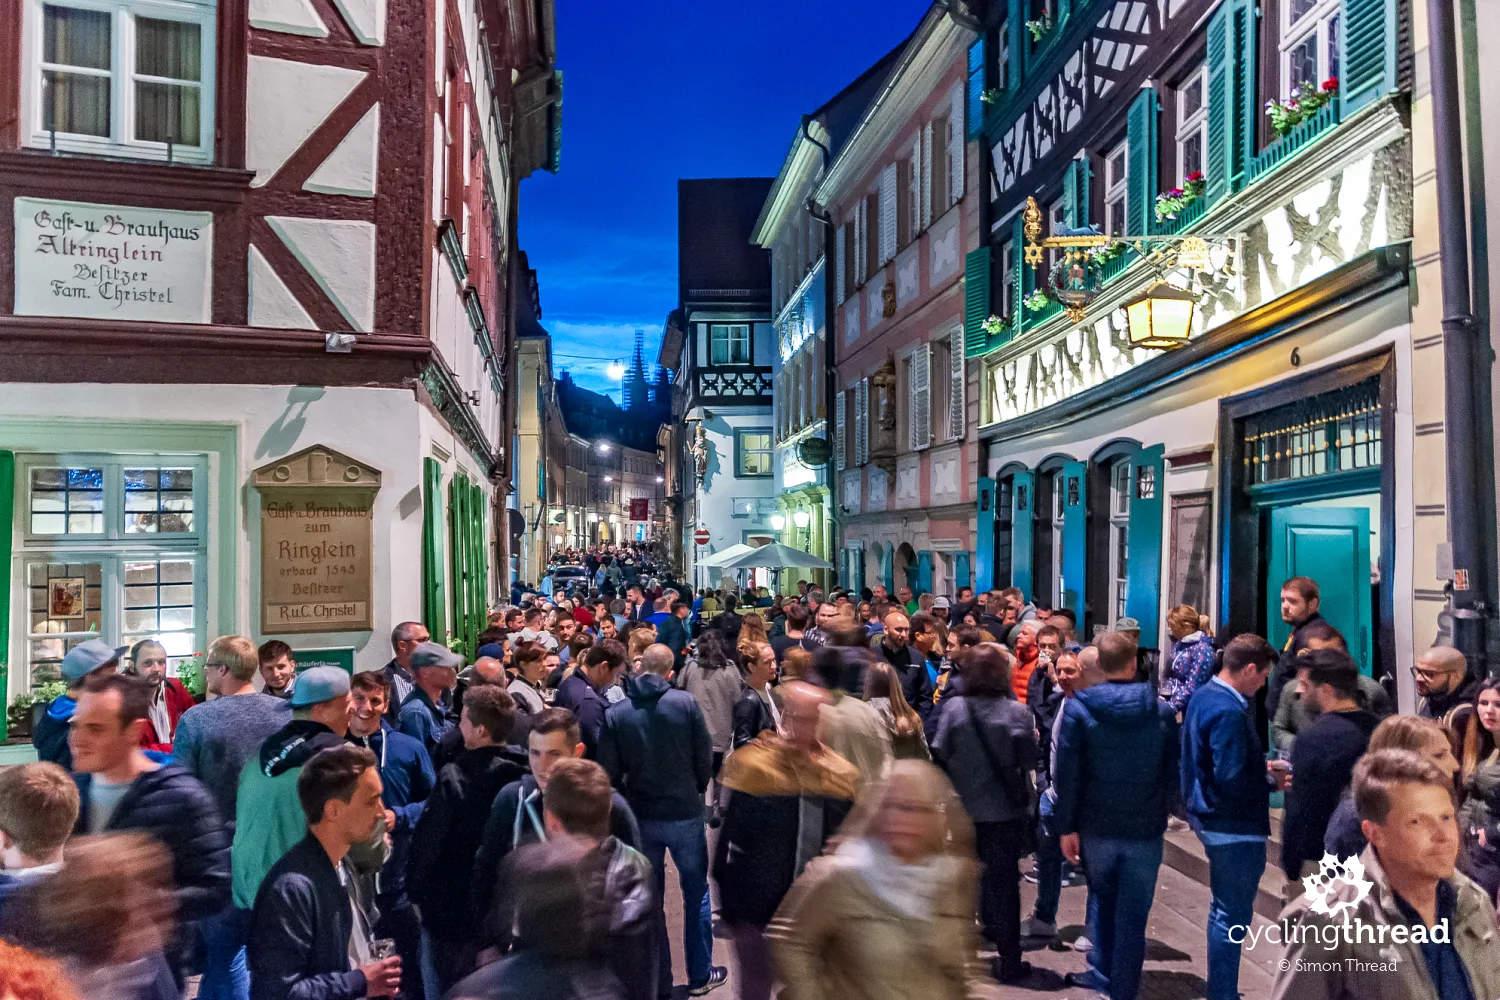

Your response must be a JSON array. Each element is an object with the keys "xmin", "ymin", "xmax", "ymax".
[{"xmin": 677, "ymin": 177, "xmax": 774, "ymax": 307}]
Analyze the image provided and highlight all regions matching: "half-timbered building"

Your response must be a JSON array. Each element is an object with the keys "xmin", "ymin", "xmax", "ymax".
[
  {"xmin": 0, "ymin": 0, "xmax": 560, "ymax": 711},
  {"xmin": 964, "ymin": 0, "xmax": 1424, "ymax": 703}
]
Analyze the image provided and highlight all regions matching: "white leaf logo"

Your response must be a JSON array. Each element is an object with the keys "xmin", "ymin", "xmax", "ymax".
[{"xmin": 1302, "ymin": 853, "xmax": 1374, "ymax": 919}]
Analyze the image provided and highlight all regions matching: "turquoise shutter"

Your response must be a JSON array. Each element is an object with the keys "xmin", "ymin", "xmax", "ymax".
[
  {"xmin": 1206, "ymin": 0, "xmax": 1257, "ymax": 201},
  {"xmin": 1062, "ymin": 156, "xmax": 1091, "ymax": 229},
  {"xmin": 1060, "ymin": 461, "xmax": 1088, "ymax": 619},
  {"xmin": 917, "ymin": 551, "xmax": 933, "ymax": 596},
  {"xmin": 1124, "ymin": 445, "xmax": 1166, "ymax": 648},
  {"xmin": 955, "ymin": 552, "xmax": 971, "ymax": 590},
  {"xmin": 975, "ymin": 477, "xmax": 996, "ymax": 592},
  {"xmin": 422, "ymin": 457, "xmax": 447, "ymax": 645},
  {"xmin": 1011, "ymin": 470, "xmax": 1035, "ymax": 598},
  {"xmin": 963, "ymin": 246, "xmax": 993, "ymax": 357},
  {"xmin": 1125, "ymin": 87, "xmax": 1159, "ymax": 237},
  {"xmin": 0, "ymin": 451, "xmax": 12, "ymax": 740},
  {"xmin": 1341, "ymin": 0, "xmax": 1397, "ymax": 114},
  {"xmin": 449, "ymin": 473, "xmax": 469, "ymax": 656},
  {"xmin": 881, "ymin": 542, "xmax": 895, "ymax": 593},
  {"xmin": 966, "ymin": 38, "xmax": 986, "ymax": 140}
]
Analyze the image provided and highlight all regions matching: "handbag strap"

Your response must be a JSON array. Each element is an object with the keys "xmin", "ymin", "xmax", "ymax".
[{"xmin": 964, "ymin": 696, "xmax": 1030, "ymax": 810}]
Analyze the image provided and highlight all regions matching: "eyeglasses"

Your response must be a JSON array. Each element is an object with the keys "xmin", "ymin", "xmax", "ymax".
[
  {"xmin": 206, "ymin": 661, "xmax": 230, "ymax": 672},
  {"xmin": 1410, "ymin": 667, "xmax": 1457, "ymax": 680}
]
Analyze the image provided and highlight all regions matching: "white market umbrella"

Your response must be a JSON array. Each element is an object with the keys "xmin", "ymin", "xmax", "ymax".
[
  {"xmin": 718, "ymin": 542, "xmax": 834, "ymax": 571},
  {"xmin": 697, "ymin": 542, "xmax": 757, "ymax": 569}
]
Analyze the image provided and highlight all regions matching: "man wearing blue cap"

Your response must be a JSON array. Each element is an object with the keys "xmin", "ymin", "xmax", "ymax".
[
  {"xmin": 32, "ymin": 638, "xmax": 126, "ymax": 769},
  {"xmin": 397, "ymin": 642, "xmax": 462, "ymax": 758}
]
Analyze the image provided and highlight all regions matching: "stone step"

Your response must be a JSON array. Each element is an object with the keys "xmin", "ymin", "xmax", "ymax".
[{"xmin": 1161, "ymin": 809, "xmax": 1288, "ymax": 922}]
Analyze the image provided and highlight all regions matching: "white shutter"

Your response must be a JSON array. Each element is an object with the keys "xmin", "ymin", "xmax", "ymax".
[
  {"xmin": 949, "ymin": 83, "xmax": 965, "ymax": 204},
  {"xmin": 855, "ymin": 200, "xmax": 866, "ymax": 283},
  {"xmin": 834, "ymin": 223, "xmax": 846, "ymax": 305},
  {"xmin": 920, "ymin": 121, "xmax": 934, "ymax": 230},
  {"xmin": 855, "ymin": 378, "xmax": 869, "ymax": 465},
  {"xmin": 909, "ymin": 345, "xmax": 931, "ymax": 451},
  {"xmin": 879, "ymin": 164, "xmax": 898, "ymax": 265},
  {"xmin": 835, "ymin": 390, "xmax": 847, "ymax": 470},
  {"xmin": 948, "ymin": 336, "xmax": 965, "ymax": 439},
  {"xmin": 908, "ymin": 137, "xmax": 921, "ymax": 239}
]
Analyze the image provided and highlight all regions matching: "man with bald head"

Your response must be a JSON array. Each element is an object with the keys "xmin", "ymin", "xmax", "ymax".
[
  {"xmin": 871, "ymin": 610, "xmax": 936, "ymax": 728},
  {"xmin": 1415, "ymin": 645, "xmax": 1477, "ymax": 727}
]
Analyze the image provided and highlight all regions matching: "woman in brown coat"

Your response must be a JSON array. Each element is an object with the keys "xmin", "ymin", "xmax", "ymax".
[{"xmin": 767, "ymin": 759, "xmax": 984, "ymax": 1000}]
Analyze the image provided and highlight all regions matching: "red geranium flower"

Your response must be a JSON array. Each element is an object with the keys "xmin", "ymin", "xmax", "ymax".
[
  {"xmin": 1185, "ymin": 170, "xmax": 1205, "ymax": 184},
  {"xmin": 1321, "ymin": 77, "xmax": 1339, "ymax": 91}
]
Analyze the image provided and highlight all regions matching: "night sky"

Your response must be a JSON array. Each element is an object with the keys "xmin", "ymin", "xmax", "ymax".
[{"xmin": 518, "ymin": 0, "xmax": 930, "ymax": 397}]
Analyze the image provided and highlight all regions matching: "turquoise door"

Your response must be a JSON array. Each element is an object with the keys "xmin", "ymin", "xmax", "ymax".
[
  {"xmin": 1011, "ymin": 471, "xmax": 1035, "ymax": 598},
  {"xmin": 917, "ymin": 551, "xmax": 933, "ymax": 596},
  {"xmin": 975, "ymin": 478, "xmax": 996, "ymax": 592},
  {"xmin": 1060, "ymin": 461, "xmax": 1088, "ymax": 620},
  {"xmin": 1267, "ymin": 506, "xmax": 1373, "ymax": 672}
]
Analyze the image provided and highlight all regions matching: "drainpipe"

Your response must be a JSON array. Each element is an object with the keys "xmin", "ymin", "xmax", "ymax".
[
  {"xmin": 1427, "ymin": 0, "xmax": 1492, "ymax": 667},
  {"xmin": 803, "ymin": 114, "xmax": 839, "ymax": 590}
]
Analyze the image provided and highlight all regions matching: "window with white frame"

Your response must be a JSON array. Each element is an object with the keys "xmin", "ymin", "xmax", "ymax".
[
  {"xmin": 1281, "ymin": 0, "xmax": 1340, "ymax": 96},
  {"xmin": 930, "ymin": 113, "xmax": 952, "ymax": 212},
  {"xmin": 995, "ymin": 19, "xmax": 1009, "ymax": 90},
  {"xmin": 735, "ymin": 429, "xmax": 773, "ymax": 478},
  {"xmin": 1104, "ymin": 141, "xmax": 1128, "ymax": 237},
  {"xmin": 899, "ymin": 154, "xmax": 918, "ymax": 247},
  {"xmin": 1108, "ymin": 460, "xmax": 1131, "ymax": 624},
  {"xmin": 26, "ymin": 0, "xmax": 217, "ymax": 161},
  {"xmin": 1176, "ymin": 67, "xmax": 1207, "ymax": 183},
  {"xmin": 1000, "ymin": 238, "xmax": 1016, "ymax": 319},
  {"xmin": 709, "ymin": 324, "xmax": 751, "ymax": 366},
  {"xmin": 1051, "ymin": 469, "xmax": 1067, "ymax": 610},
  {"xmin": 1047, "ymin": 197, "xmax": 1067, "ymax": 272},
  {"xmin": 20, "ymin": 457, "xmax": 207, "ymax": 688}
]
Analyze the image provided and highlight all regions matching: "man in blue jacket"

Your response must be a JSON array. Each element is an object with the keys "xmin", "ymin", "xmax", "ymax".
[
  {"xmin": 346, "ymin": 671, "xmax": 434, "ymax": 1000},
  {"xmin": 1053, "ymin": 631, "xmax": 1178, "ymax": 1000},
  {"xmin": 598, "ymin": 644, "xmax": 723, "ymax": 997},
  {"xmin": 396, "ymin": 642, "xmax": 461, "ymax": 757},
  {"xmin": 33, "ymin": 638, "xmax": 124, "ymax": 768},
  {"xmin": 1179, "ymin": 634, "xmax": 1278, "ymax": 1000},
  {"xmin": 554, "ymin": 639, "xmax": 627, "ymax": 758}
]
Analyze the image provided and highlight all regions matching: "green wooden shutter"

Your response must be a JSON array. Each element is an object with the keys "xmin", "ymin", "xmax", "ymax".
[
  {"xmin": 1125, "ymin": 87, "xmax": 1159, "ymax": 237},
  {"xmin": 880, "ymin": 542, "xmax": 895, "ymax": 593},
  {"xmin": 966, "ymin": 38, "xmax": 986, "ymax": 140},
  {"xmin": 1341, "ymin": 0, "xmax": 1397, "ymax": 114},
  {"xmin": 469, "ymin": 479, "xmax": 489, "ymax": 654},
  {"xmin": 917, "ymin": 551, "xmax": 933, "ymax": 596},
  {"xmin": 1060, "ymin": 461, "xmax": 1088, "ymax": 620},
  {"xmin": 448, "ymin": 473, "xmax": 469, "ymax": 656},
  {"xmin": 975, "ymin": 477, "xmax": 996, "ymax": 592},
  {"xmin": 1124, "ymin": 445, "xmax": 1165, "ymax": 648},
  {"xmin": 0, "ymin": 451, "xmax": 12, "ymax": 740},
  {"xmin": 1206, "ymin": 0, "xmax": 1258, "ymax": 201},
  {"xmin": 963, "ymin": 246, "xmax": 993, "ymax": 357},
  {"xmin": 955, "ymin": 551, "xmax": 971, "ymax": 590},
  {"xmin": 1062, "ymin": 156, "xmax": 1091, "ymax": 229},
  {"xmin": 1011, "ymin": 470, "xmax": 1035, "ymax": 598},
  {"xmin": 421, "ymin": 457, "xmax": 447, "ymax": 646}
]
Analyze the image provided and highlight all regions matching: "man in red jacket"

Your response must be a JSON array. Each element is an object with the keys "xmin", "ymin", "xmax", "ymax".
[
  {"xmin": 128, "ymin": 639, "xmax": 197, "ymax": 754},
  {"xmin": 1011, "ymin": 621, "xmax": 1041, "ymax": 704}
]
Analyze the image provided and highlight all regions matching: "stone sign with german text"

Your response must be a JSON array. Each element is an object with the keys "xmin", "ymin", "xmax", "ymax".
[
  {"xmin": 13, "ymin": 197, "xmax": 212, "ymax": 323},
  {"xmin": 254, "ymin": 446, "xmax": 380, "ymax": 635}
]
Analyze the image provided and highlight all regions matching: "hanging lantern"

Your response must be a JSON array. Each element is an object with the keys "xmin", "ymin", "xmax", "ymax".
[{"xmin": 1124, "ymin": 282, "xmax": 1197, "ymax": 349}]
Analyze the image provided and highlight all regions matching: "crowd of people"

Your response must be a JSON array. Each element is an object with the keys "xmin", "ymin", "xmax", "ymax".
[{"xmin": 4, "ymin": 559, "xmax": 1500, "ymax": 1000}]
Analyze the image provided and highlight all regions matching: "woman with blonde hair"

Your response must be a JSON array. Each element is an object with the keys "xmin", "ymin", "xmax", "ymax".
[
  {"xmin": 769, "ymin": 760, "xmax": 981, "ymax": 1000},
  {"xmin": 1323, "ymin": 714, "xmax": 1459, "ymax": 862},
  {"xmin": 737, "ymin": 611, "xmax": 769, "ymax": 657},
  {"xmin": 864, "ymin": 661, "xmax": 930, "ymax": 761},
  {"xmin": 1159, "ymin": 604, "xmax": 1215, "ymax": 717}
]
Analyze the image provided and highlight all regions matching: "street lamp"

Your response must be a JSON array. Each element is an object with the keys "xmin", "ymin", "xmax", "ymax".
[
  {"xmin": 606, "ymin": 359, "xmax": 625, "ymax": 380},
  {"xmin": 655, "ymin": 475, "xmax": 664, "ymax": 483},
  {"xmin": 792, "ymin": 510, "xmax": 811, "ymax": 529},
  {"xmin": 770, "ymin": 514, "xmax": 786, "ymax": 530},
  {"xmin": 603, "ymin": 475, "xmax": 613, "ymax": 482},
  {"xmin": 597, "ymin": 442, "xmax": 611, "ymax": 454},
  {"xmin": 1124, "ymin": 282, "xmax": 1197, "ymax": 350}
]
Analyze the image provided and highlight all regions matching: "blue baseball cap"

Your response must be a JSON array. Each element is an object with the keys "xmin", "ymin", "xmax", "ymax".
[
  {"xmin": 290, "ymin": 666, "xmax": 350, "ymax": 707},
  {"xmin": 61, "ymin": 639, "xmax": 128, "ymax": 685}
]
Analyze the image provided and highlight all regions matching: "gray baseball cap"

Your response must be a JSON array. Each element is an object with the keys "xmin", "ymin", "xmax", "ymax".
[
  {"xmin": 410, "ymin": 641, "xmax": 463, "ymax": 671},
  {"xmin": 1111, "ymin": 616, "xmax": 1142, "ymax": 633},
  {"xmin": 61, "ymin": 639, "xmax": 128, "ymax": 685},
  {"xmin": 290, "ymin": 666, "xmax": 351, "ymax": 707}
]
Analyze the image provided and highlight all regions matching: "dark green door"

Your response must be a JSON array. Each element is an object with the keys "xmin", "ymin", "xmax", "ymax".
[{"xmin": 1267, "ymin": 506, "xmax": 1373, "ymax": 672}]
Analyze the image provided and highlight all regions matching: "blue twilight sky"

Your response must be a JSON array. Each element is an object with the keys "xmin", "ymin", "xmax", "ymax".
[{"xmin": 518, "ymin": 0, "xmax": 930, "ymax": 398}]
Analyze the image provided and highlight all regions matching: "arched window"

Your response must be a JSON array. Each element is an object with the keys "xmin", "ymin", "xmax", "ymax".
[{"xmin": 1031, "ymin": 456, "xmax": 1072, "ymax": 611}]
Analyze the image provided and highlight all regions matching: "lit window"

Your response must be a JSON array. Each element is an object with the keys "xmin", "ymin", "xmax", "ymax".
[
  {"xmin": 1104, "ymin": 141, "xmax": 1128, "ymax": 237},
  {"xmin": 1108, "ymin": 461, "xmax": 1131, "ymax": 624},
  {"xmin": 736, "ymin": 429, "xmax": 773, "ymax": 478},
  {"xmin": 30, "ymin": 467, "xmax": 104, "ymax": 535},
  {"xmin": 1176, "ymin": 67, "xmax": 1207, "ymax": 183},
  {"xmin": 28, "ymin": 0, "xmax": 217, "ymax": 161},
  {"xmin": 1000, "ymin": 239, "xmax": 1016, "ymax": 318},
  {"xmin": 709, "ymin": 324, "xmax": 751, "ymax": 365},
  {"xmin": 124, "ymin": 467, "xmax": 195, "ymax": 533},
  {"xmin": 1281, "ymin": 0, "xmax": 1340, "ymax": 96}
]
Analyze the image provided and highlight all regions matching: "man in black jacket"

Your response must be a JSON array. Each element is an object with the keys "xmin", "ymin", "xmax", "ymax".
[
  {"xmin": 714, "ymin": 682, "xmax": 859, "ymax": 1000},
  {"xmin": 554, "ymin": 639, "xmax": 626, "ymax": 758},
  {"xmin": 657, "ymin": 601, "xmax": 693, "ymax": 670},
  {"xmin": 248, "ymin": 745, "xmax": 402, "ymax": 1000},
  {"xmin": 1265, "ymin": 576, "xmax": 1327, "ymax": 720},
  {"xmin": 69, "ymin": 673, "xmax": 230, "ymax": 969},
  {"xmin": 598, "ymin": 644, "xmax": 723, "ymax": 997},
  {"xmin": 407, "ymin": 684, "xmax": 527, "ymax": 992},
  {"xmin": 1280, "ymin": 648, "xmax": 1380, "ymax": 881},
  {"xmin": 870, "ymin": 611, "xmax": 936, "ymax": 726}
]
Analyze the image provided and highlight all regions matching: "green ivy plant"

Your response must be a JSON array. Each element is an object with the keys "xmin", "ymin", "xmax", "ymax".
[
  {"xmin": 1023, "ymin": 289, "xmax": 1052, "ymax": 313},
  {"xmin": 980, "ymin": 88, "xmax": 1003, "ymax": 106},
  {"xmin": 981, "ymin": 314, "xmax": 1010, "ymax": 336},
  {"xmin": 176, "ymin": 654, "xmax": 207, "ymax": 700},
  {"xmin": 1087, "ymin": 241, "xmax": 1128, "ymax": 264},
  {"xmin": 1026, "ymin": 12, "xmax": 1053, "ymax": 40},
  {"xmin": 7, "ymin": 681, "xmax": 66, "ymax": 738}
]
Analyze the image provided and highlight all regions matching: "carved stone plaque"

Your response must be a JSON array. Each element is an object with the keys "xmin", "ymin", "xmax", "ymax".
[{"xmin": 253, "ymin": 446, "xmax": 381, "ymax": 634}]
